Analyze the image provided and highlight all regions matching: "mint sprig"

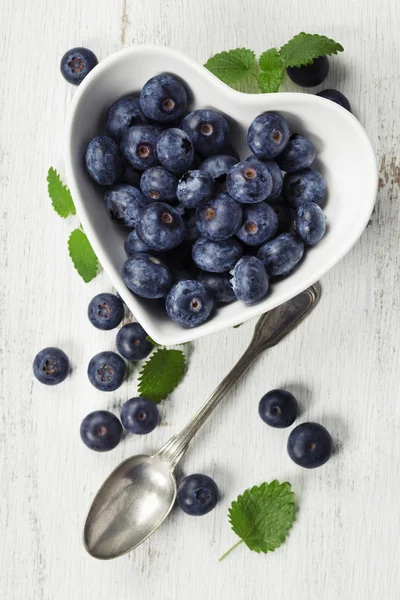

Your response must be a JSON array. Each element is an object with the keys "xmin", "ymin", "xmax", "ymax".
[
  {"xmin": 68, "ymin": 228, "xmax": 99, "ymax": 283},
  {"xmin": 280, "ymin": 33, "xmax": 344, "ymax": 68},
  {"xmin": 47, "ymin": 167, "xmax": 76, "ymax": 218},
  {"xmin": 257, "ymin": 49, "xmax": 284, "ymax": 93},
  {"xmin": 138, "ymin": 348, "xmax": 186, "ymax": 403},
  {"xmin": 204, "ymin": 48, "xmax": 256, "ymax": 86}
]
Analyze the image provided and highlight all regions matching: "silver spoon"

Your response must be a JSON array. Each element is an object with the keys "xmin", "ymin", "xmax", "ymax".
[{"xmin": 84, "ymin": 283, "xmax": 321, "ymax": 560}]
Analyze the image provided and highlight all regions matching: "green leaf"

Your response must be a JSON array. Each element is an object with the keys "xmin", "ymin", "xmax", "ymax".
[
  {"xmin": 233, "ymin": 323, "xmax": 243, "ymax": 329},
  {"xmin": 219, "ymin": 480, "xmax": 296, "ymax": 560},
  {"xmin": 257, "ymin": 49, "xmax": 285, "ymax": 93},
  {"xmin": 280, "ymin": 32, "xmax": 343, "ymax": 68},
  {"xmin": 138, "ymin": 348, "xmax": 186, "ymax": 403},
  {"xmin": 68, "ymin": 228, "xmax": 99, "ymax": 283},
  {"xmin": 204, "ymin": 48, "xmax": 256, "ymax": 86},
  {"xmin": 47, "ymin": 167, "xmax": 76, "ymax": 218},
  {"xmin": 146, "ymin": 335, "xmax": 160, "ymax": 347}
]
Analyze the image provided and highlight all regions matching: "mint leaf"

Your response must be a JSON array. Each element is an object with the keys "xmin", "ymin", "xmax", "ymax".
[
  {"xmin": 47, "ymin": 167, "xmax": 76, "ymax": 218},
  {"xmin": 233, "ymin": 323, "xmax": 243, "ymax": 329},
  {"xmin": 204, "ymin": 48, "xmax": 256, "ymax": 85},
  {"xmin": 138, "ymin": 348, "xmax": 186, "ymax": 403},
  {"xmin": 219, "ymin": 480, "xmax": 296, "ymax": 560},
  {"xmin": 257, "ymin": 49, "xmax": 284, "ymax": 93},
  {"xmin": 68, "ymin": 228, "xmax": 99, "ymax": 283},
  {"xmin": 146, "ymin": 335, "xmax": 160, "ymax": 347},
  {"xmin": 280, "ymin": 33, "xmax": 343, "ymax": 68}
]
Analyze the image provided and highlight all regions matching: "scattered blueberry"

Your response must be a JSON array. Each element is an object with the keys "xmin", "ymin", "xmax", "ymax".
[
  {"xmin": 104, "ymin": 184, "xmax": 147, "ymax": 227},
  {"xmin": 227, "ymin": 158, "xmax": 273, "ymax": 204},
  {"xmin": 183, "ymin": 210, "xmax": 201, "ymax": 241},
  {"xmin": 181, "ymin": 109, "xmax": 230, "ymax": 157},
  {"xmin": 236, "ymin": 202, "xmax": 278, "ymax": 246},
  {"xmin": 116, "ymin": 322, "xmax": 153, "ymax": 361},
  {"xmin": 317, "ymin": 89, "xmax": 351, "ymax": 112},
  {"xmin": 140, "ymin": 74, "xmax": 188, "ymax": 123},
  {"xmin": 156, "ymin": 128, "xmax": 194, "ymax": 174},
  {"xmin": 122, "ymin": 253, "xmax": 172, "ymax": 298},
  {"xmin": 166, "ymin": 280, "xmax": 214, "ymax": 328},
  {"xmin": 199, "ymin": 154, "xmax": 238, "ymax": 192},
  {"xmin": 124, "ymin": 229, "xmax": 152, "ymax": 256},
  {"xmin": 88, "ymin": 293, "xmax": 124, "ymax": 330},
  {"xmin": 257, "ymin": 233, "xmax": 304, "ymax": 277},
  {"xmin": 60, "ymin": 47, "xmax": 98, "ymax": 85},
  {"xmin": 192, "ymin": 237, "xmax": 243, "ymax": 273},
  {"xmin": 276, "ymin": 134, "xmax": 316, "ymax": 172},
  {"xmin": 106, "ymin": 96, "xmax": 148, "ymax": 142},
  {"xmin": 196, "ymin": 193, "xmax": 242, "ymax": 241},
  {"xmin": 287, "ymin": 422, "xmax": 333, "ymax": 468},
  {"xmin": 121, "ymin": 125, "xmax": 160, "ymax": 171},
  {"xmin": 121, "ymin": 397, "xmax": 160, "ymax": 434},
  {"xmin": 80, "ymin": 410, "xmax": 123, "ymax": 452},
  {"xmin": 258, "ymin": 389, "xmax": 298, "ymax": 428},
  {"xmin": 33, "ymin": 347, "xmax": 69, "ymax": 386},
  {"xmin": 177, "ymin": 170, "xmax": 215, "ymax": 209},
  {"xmin": 85, "ymin": 136, "xmax": 123, "ymax": 186},
  {"xmin": 231, "ymin": 256, "xmax": 269, "ymax": 304},
  {"xmin": 248, "ymin": 112, "xmax": 290, "ymax": 159},
  {"xmin": 119, "ymin": 163, "xmax": 141, "ymax": 187},
  {"xmin": 177, "ymin": 474, "xmax": 219, "ymax": 516},
  {"xmin": 267, "ymin": 198, "xmax": 293, "ymax": 233},
  {"xmin": 87, "ymin": 351, "xmax": 126, "ymax": 392},
  {"xmin": 283, "ymin": 168, "xmax": 327, "ymax": 208},
  {"xmin": 287, "ymin": 56, "xmax": 329, "ymax": 88},
  {"xmin": 197, "ymin": 271, "xmax": 235, "ymax": 303},
  {"xmin": 136, "ymin": 202, "xmax": 185, "ymax": 251},
  {"xmin": 140, "ymin": 166, "xmax": 178, "ymax": 203}
]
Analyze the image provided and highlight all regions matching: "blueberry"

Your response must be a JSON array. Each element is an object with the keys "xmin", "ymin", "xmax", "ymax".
[
  {"xmin": 287, "ymin": 56, "xmax": 329, "ymax": 88},
  {"xmin": 231, "ymin": 256, "xmax": 269, "ymax": 304},
  {"xmin": 156, "ymin": 128, "xmax": 194, "ymax": 174},
  {"xmin": 124, "ymin": 229, "xmax": 152, "ymax": 256},
  {"xmin": 85, "ymin": 136, "xmax": 123, "ymax": 186},
  {"xmin": 267, "ymin": 198, "xmax": 293, "ymax": 233},
  {"xmin": 257, "ymin": 233, "xmax": 304, "ymax": 277},
  {"xmin": 283, "ymin": 168, "xmax": 327, "ymax": 208},
  {"xmin": 192, "ymin": 236, "xmax": 243, "ymax": 273},
  {"xmin": 106, "ymin": 96, "xmax": 148, "ymax": 142},
  {"xmin": 276, "ymin": 134, "xmax": 316, "ymax": 172},
  {"xmin": 258, "ymin": 389, "xmax": 298, "ymax": 428},
  {"xmin": 104, "ymin": 184, "xmax": 147, "ymax": 227},
  {"xmin": 287, "ymin": 422, "xmax": 333, "ymax": 468},
  {"xmin": 140, "ymin": 166, "xmax": 178, "ymax": 203},
  {"xmin": 183, "ymin": 210, "xmax": 200, "ymax": 241},
  {"xmin": 33, "ymin": 347, "xmax": 69, "ymax": 385},
  {"xmin": 119, "ymin": 163, "xmax": 141, "ymax": 187},
  {"xmin": 317, "ymin": 89, "xmax": 351, "ymax": 112},
  {"xmin": 248, "ymin": 112, "xmax": 290, "ymax": 160},
  {"xmin": 80, "ymin": 410, "xmax": 122, "ymax": 452},
  {"xmin": 236, "ymin": 202, "xmax": 278, "ymax": 246},
  {"xmin": 121, "ymin": 397, "xmax": 159, "ymax": 434},
  {"xmin": 177, "ymin": 170, "xmax": 215, "ymax": 209},
  {"xmin": 251, "ymin": 158, "xmax": 283, "ymax": 200},
  {"xmin": 140, "ymin": 73, "xmax": 188, "ymax": 123},
  {"xmin": 227, "ymin": 159, "xmax": 273, "ymax": 204},
  {"xmin": 294, "ymin": 203, "xmax": 326, "ymax": 246},
  {"xmin": 116, "ymin": 322, "xmax": 153, "ymax": 361},
  {"xmin": 88, "ymin": 293, "xmax": 124, "ymax": 330},
  {"xmin": 122, "ymin": 253, "xmax": 172, "ymax": 298},
  {"xmin": 166, "ymin": 280, "xmax": 214, "ymax": 327},
  {"xmin": 177, "ymin": 474, "xmax": 219, "ymax": 516},
  {"xmin": 196, "ymin": 193, "xmax": 242, "ymax": 241},
  {"xmin": 181, "ymin": 109, "xmax": 230, "ymax": 157},
  {"xmin": 60, "ymin": 47, "xmax": 98, "ymax": 85},
  {"xmin": 121, "ymin": 125, "xmax": 160, "ymax": 171},
  {"xmin": 136, "ymin": 202, "xmax": 184, "ymax": 251},
  {"xmin": 87, "ymin": 351, "xmax": 126, "ymax": 392},
  {"xmin": 197, "ymin": 271, "xmax": 236, "ymax": 303},
  {"xmin": 199, "ymin": 154, "xmax": 238, "ymax": 192}
]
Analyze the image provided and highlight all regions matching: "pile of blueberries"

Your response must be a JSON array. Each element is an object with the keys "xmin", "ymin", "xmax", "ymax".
[{"xmin": 84, "ymin": 72, "xmax": 328, "ymax": 329}]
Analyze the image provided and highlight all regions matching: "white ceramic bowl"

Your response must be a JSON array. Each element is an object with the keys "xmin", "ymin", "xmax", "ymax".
[{"xmin": 65, "ymin": 45, "xmax": 377, "ymax": 345}]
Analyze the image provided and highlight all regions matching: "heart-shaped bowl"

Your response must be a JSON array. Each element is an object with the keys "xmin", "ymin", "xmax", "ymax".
[{"xmin": 65, "ymin": 45, "xmax": 377, "ymax": 345}]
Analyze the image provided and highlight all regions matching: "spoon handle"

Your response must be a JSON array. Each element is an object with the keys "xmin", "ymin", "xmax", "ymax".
[{"xmin": 157, "ymin": 283, "xmax": 321, "ymax": 467}]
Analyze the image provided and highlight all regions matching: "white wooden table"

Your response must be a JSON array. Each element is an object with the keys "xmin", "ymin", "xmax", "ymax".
[{"xmin": 1, "ymin": 1, "xmax": 399, "ymax": 598}]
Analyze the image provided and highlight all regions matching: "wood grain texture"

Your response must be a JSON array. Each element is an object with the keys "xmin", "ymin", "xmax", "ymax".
[{"xmin": 1, "ymin": 0, "xmax": 399, "ymax": 598}]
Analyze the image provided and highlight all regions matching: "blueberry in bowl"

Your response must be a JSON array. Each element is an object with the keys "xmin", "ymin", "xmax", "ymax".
[
  {"xmin": 156, "ymin": 128, "xmax": 194, "ymax": 174},
  {"xmin": 104, "ymin": 184, "xmax": 147, "ymax": 227},
  {"xmin": 166, "ymin": 280, "xmax": 214, "ymax": 328},
  {"xmin": 231, "ymin": 256, "xmax": 269, "ymax": 304},
  {"xmin": 181, "ymin": 109, "xmax": 230, "ymax": 157},
  {"xmin": 140, "ymin": 73, "xmax": 188, "ymax": 123},
  {"xmin": 122, "ymin": 253, "xmax": 173, "ymax": 298},
  {"xmin": 140, "ymin": 166, "xmax": 178, "ymax": 203},
  {"xmin": 195, "ymin": 193, "xmax": 242, "ymax": 241},
  {"xmin": 106, "ymin": 96, "xmax": 148, "ymax": 142},
  {"xmin": 136, "ymin": 203, "xmax": 185, "ymax": 251}
]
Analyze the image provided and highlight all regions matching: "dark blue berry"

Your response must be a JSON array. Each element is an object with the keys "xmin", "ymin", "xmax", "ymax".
[
  {"xmin": 199, "ymin": 154, "xmax": 238, "ymax": 192},
  {"xmin": 276, "ymin": 134, "xmax": 316, "ymax": 172},
  {"xmin": 196, "ymin": 193, "xmax": 242, "ymax": 241},
  {"xmin": 60, "ymin": 47, "xmax": 98, "ymax": 85},
  {"xmin": 136, "ymin": 202, "xmax": 184, "ymax": 251},
  {"xmin": 231, "ymin": 256, "xmax": 269, "ymax": 304},
  {"xmin": 227, "ymin": 159, "xmax": 273, "ymax": 204},
  {"xmin": 140, "ymin": 74, "xmax": 188, "ymax": 123},
  {"xmin": 257, "ymin": 233, "xmax": 304, "ymax": 277},
  {"xmin": 119, "ymin": 163, "xmax": 141, "ymax": 187},
  {"xmin": 166, "ymin": 280, "xmax": 214, "ymax": 328},
  {"xmin": 294, "ymin": 203, "xmax": 326, "ymax": 246},
  {"xmin": 192, "ymin": 237, "xmax": 243, "ymax": 273},
  {"xmin": 177, "ymin": 170, "xmax": 215, "ymax": 209},
  {"xmin": 80, "ymin": 410, "xmax": 122, "ymax": 452},
  {"xmin": 121, "ymin": 125, "xmax": 160, "ymax": 171},
  {"xmin": 177, "ymin": 474, "xmax": 219, "ymax": 516},
  {"xmin": 287, "ymin": 56, "xmax": 329, "ymax": 88},
  {"xmin": 248, "ymin": 112, "xmax": 290, "ymax": 159},
  {"xmin": 197, "ymin": 271, "xmax": 236, "ymax": 303},
  {"xmin": 85, "ymin": 136, "xmax": 123, "ymax": 186},
  {"xmin": 260, "ymin": 159, "xmax": 283, "ymax": 200},
  {"xmin": 140, "ymin": 166, "xmax": 178, "ymax": 203},
  {"xmin": 122, "ymin": 254, "xmax": 172, "ymax": 298},
  {"xmin": 116, "ymin": 322, "xmax": 153, "ymax": 361},
  {"xmin": 33, "ymin": 347, "xmax": 69, "ymax": 386},
  {"xmin": 283, "ymin": 168, "xmax": 327, "ymax": 208},
  {"xmin": 236, "ymin": 202, "xmax": 278, "ymax": 246},
  {"xmin": 267, "ymin": 198, "xmax": 293, "ymax": 233},
  {"xmin": 104, "ymin": 184, "xmax": 147, "ymax": 227},
  {"xmin": 124, "ymin": 229, "xmax": 152, "ymax": 256},
  {"xmin": 287, "ymin": 422, "xmax": 333, "ymax": 468},
  {"xmin": 106, "ymin": 96, "xmax": 148, "ymax": 142},
  {"xmin": 87, "ymin": 351, "xmax": 126, "ymax": 392},
  {"xmin": 317, "ymin": 89, "xmax": 351, "ymax": 112},
  {"xmin": 181, "ymin": 109, "xmax": 230, "ymax": 157},
  {"xmin": 183, "ymin": 210, "xmax": 200, "ymax": 241},
  {"xmin": 156, "ymin": 128, "xmax": 194, "ymax": 174},
  {"xmin": 121, "ymin": 397, "xmax": 159, "ymax": 434},
  {"xmin": 258, "ymin": 389, "xmax": 298, "ymax": 428},
  {"xmin": 88, "ymin": 293, "xmax": 124, "ymax": 330}
]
